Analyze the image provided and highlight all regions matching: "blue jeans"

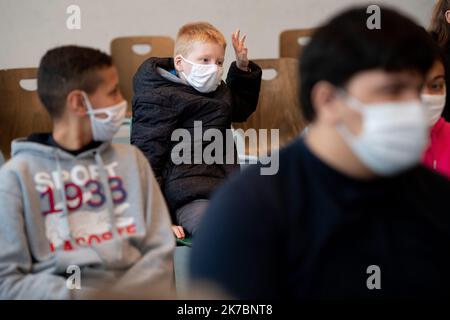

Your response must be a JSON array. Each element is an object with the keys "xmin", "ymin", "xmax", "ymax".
[{"xmin": 175, "ymin": 199, "xmax": 209, "ymax": 237}]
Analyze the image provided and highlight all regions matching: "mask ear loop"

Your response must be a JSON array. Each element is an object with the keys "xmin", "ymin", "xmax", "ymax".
[
  {"xmin": 81, "ymin": 91, "xmax": 93, "ymax": 113},
  {"xmin": 335, "ymin": 88, "xmax": 364, "ymax": 112},
  {"xmin": 180, "ymin": 55, "xmax": 195, "ymax": 65},
  {"xmin": 81, "ymin": 91, "xmax": 117, "ymax": 122},
  {"xmin": 81, "ymin": 91, "xmax": 102, "ymax": 141},
  {"xmin": 181, "ymin": 55, "xmax": 220, "ymax": 70},
  {"xmin": 179, "ymin": 55, "xmax": 193, "ymax": 83},
  {"xmin": 81, "ymin": 91, "xmax": 107, "ymax": 125},
  {"xmin": 334, "ymin": 88, "xmax": 365, "ymax": 139}
]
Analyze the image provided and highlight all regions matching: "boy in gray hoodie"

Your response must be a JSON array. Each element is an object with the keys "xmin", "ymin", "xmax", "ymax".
[{"xmin": 0, "ymin": 46, "xmax": 175, "ymax": 299}]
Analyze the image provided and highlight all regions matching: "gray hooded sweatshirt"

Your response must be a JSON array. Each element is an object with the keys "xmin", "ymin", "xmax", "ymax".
[{"xmin": 0, "ymin": 139, "xmax": 175, "ymax": 299}]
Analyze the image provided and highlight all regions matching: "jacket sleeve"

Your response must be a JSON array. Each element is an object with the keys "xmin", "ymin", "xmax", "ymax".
[
  {"xmin": 113, "ymin": 148, "xmax": 175, "ymax": 297},
  {"xmin": 131, "ymin": 92, "xmax": 179, "ymax": 188},
  {"xmin": 226, "ymin": 61, "xmax": 262, "ymax": 123},
  {"xmin": 0, "ymin": 167, "xmax": 71, "ymax": 299}
]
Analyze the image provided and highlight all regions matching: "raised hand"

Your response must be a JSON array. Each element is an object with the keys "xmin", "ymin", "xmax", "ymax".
[{"xmin": 232, "ymin": 28, "xmax": 249, "ymax": 71}]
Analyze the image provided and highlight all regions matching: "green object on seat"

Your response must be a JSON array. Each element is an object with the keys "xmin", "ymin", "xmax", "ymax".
[{"xmin": 176, "ymin": 236, "xmax": 192, "ymax": 247}]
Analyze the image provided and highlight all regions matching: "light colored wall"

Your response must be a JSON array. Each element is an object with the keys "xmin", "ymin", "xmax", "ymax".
[{"xmin": 0, "ymin": 0, "xmax": 437, "ymax": 70}]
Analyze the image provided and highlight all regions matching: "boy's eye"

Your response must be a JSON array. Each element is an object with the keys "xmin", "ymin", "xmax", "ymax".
[
  {"xmin": 202, "ymin": 58, "xmax": 209, "ymax": 63},
  {"xmin": 428, "ymin": 81, "xmax": 446, "ymax": 92},
  {"xmin": 217, "ymin": 61, "xmax": 224, "ymax": 66}
]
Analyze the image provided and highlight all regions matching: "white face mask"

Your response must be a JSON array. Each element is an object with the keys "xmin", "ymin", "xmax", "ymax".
[
  {"xmin": 82, "ymin": 92, "xmax": 127, "ymax": 142},
  {"xmin": 421, "ymin": 93, "xmax": 446, "ymax": 126},
  {"xmin": 337, "ymin": 92, "xmax": 428, "ymax": 176},
  {"xmin": 180, "ymin": 55, "xmax": 224, "ymax": 93}
]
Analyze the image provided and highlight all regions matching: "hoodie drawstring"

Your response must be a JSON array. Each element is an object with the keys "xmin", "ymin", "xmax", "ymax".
[
  {"xmin": 55, "ymin": 151, "xmax": 74, "ymax": 245},
  {"xmin": 54, "ymin": 149, "xmax": 119, "ymax": 249},
  {"xmin": 94, "ymin": 151, "xmax": 119, "ymax": 239}
]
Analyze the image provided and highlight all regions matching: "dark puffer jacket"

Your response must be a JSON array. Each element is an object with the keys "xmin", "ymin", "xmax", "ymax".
[{"xmin": 131, "ymin": 57, "xmax": 262, "ymax": 218}]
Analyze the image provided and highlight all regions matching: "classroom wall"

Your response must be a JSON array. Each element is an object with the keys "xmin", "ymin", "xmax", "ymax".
[{"xmin": 0, "ymin": 0, "xmax": 437, "ymax": 70}]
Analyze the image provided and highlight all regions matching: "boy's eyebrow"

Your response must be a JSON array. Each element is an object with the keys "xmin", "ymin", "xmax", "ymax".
[
  {"xmin": 374, "ymin": 82, "xmax": 408, "ymax": 90},
  {"xmin": 373, "ymin": 79, "xmax": 423, "ymax": 93},
  {"xmin": 430, "ymin": 75, "xmax": 445, "ymax": 81},
  {"xmin": 200, "ymin": 54, "xmax": 224, "ymax": 60}
]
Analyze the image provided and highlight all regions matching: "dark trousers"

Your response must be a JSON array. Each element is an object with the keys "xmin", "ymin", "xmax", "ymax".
[{"xmin": 175, "ymin": 199, "xmax": 209, "ymax": 237}]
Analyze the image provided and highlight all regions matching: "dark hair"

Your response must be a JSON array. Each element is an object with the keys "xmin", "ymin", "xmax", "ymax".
[
  {"xmin": 430, "ymin": 0, "xmax": 450, "ymax": 46},
  {"xmin": 432, "ymin": 43, "xmax": 447, "ymax": 67},
  {"xmin": 299, "ymin": 7, "xmax": 439, "ymax": 122},
  {"xmin": 429, "ymin": 30, "xmax": 450, "ymax": 121},
  {"xmin": 37, "ymin": 45, "xmax": 112, "ymax": 118}
]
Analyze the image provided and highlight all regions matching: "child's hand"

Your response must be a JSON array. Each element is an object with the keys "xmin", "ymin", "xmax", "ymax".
[
  {"xmin": 172, "ymin": 225, "xmax": 185, "ymax": 239},
  {"xmin": 232, "ymin": 28, "xmax": 249, "ymax": 71}
]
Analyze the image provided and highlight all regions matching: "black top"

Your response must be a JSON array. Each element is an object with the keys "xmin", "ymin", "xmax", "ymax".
[
  {"xmin": 27, "ymin": 133, "xmax": 101, "ymax": 156},
  {"xmin": 131, "ymin": 57, "xmax": 262, "ymax": 218},
  {"xmin": 190, "ymin": 138, "xmax": 450, "ymax": 299}
]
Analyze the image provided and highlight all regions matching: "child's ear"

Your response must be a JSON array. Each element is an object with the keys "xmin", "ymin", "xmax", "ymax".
[
  {"xmin": 174, "ymin": 55, "xmax": 183, "ymax": 72},
  {"xmin": 67, "ymin": 90, "xmax": 88, "ymax": 117},
  {"xmin": 311, "ymin": 81, "xmax": 341, "ymax": 125},
  {"xmin": 446, "ymin": 10, "xmax": 450, "ymax": 24}
]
